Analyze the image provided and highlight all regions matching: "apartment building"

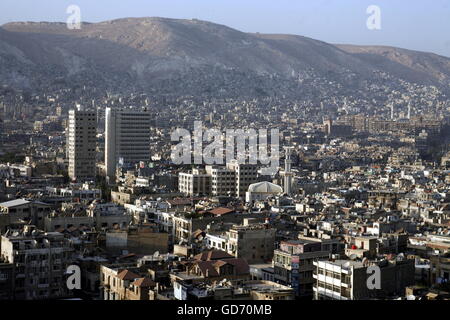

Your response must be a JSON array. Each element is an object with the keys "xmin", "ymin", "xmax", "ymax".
[
  {"xmin": 0, "ymin": 199, "xmax": 52, "ymax": 230},
  {"xmin": 226, "ymin": 223, "xmax": 276, "ymax": 264},
  {"xmin": 67, "ymin": 105, "xmax": 97, "ymax": 182},
  {"xmin": 177, "ymin": 162, "xmax": 258, "ymax": 198},
  {"xmin": 174, "ymin": 279, "xmax": 294, "ymax": 300},
  {"xmin": 86, "ymin": 202, "xmax": 131, "ymax": 230},
  {"xmin": 0, "ymin": 258, "xmax": 13, "ymax": 300},
  {"xmin": 105, "ymin": 107, "xmax": 151, "ymax": 182},
  {"xmin": 0, "ymin": 225, "xmax": 73, "ymax": 300},
  {"xmin": 430, "ymin": 252, "xmax": 450, "ymax": 285},
  {"xmin": 170, "ymin": 250, "xmax": 250, "ymax": 285},
  {"xmin": 178, "ymin": 168, "xmax": 211, "ymax": 196},
  {"xmin": 313, "ymin": 258, "xmax": 415, "ymax": 300},
  {"xmin": 273, "ymin": 239, "xmax": 332, "ymax": 298},
  {"xmin": 226, "ymin": 160, "xmax": 258, "ymax": 198},
  {"xmin": 206, "ymin": 165, "xmax": 236, "ymax": 197}
]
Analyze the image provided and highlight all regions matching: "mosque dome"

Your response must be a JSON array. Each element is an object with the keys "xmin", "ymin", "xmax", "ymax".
[{"xmin": 248, "ymin": 181, "xmax": 283, "ymax": 194}]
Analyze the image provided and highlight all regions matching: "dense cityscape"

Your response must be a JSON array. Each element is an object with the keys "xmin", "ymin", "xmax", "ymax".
[{"xmin": 1, "ymin": 3, "xmax": 450, "ymax": 307}]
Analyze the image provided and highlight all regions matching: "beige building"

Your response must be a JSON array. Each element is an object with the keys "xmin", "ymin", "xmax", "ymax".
[
  {"xmin": 67, "ymin": 105, "xmax": 97, "ymax": 182},
  {"xmin": 226, "ymin": 224, "xmax": 276, "ymax": 264},
  {"xmin": 100, "ymin": 264, "xmax": 156, "ymax": 300},
  {"xmin": 106, "ymin": 226, "xmax": 169, "ymax": 255},
  {"xmin": 0, "ymin": 199, "xmax": 52, "ymax": 230}
]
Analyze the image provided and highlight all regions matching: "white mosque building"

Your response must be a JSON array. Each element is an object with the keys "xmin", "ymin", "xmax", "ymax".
[{"xmin": 245, "ymin": 181, "xmax": 283, "ymax": 203}]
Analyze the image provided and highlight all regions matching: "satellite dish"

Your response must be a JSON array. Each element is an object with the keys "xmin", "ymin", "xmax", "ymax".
[
  {"xmin": 407, "ymin": 295, "xmax": 416, "ymax": 301},
  {"xmin": 153, "ymin": 251, "xmax": 160, "ymax": 257},
  {"xmin": 349, "ymin": 254, "xmax": 358, "ymax": 261}
]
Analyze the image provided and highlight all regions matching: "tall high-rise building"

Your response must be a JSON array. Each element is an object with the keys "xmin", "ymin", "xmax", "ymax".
[
  {"xmin": 67, "ymin": 105, "xmax": 97, "ymax": 182},
  {"xmin": 105, "ymin": 107, "xmax": 151, "ymax": 182}
]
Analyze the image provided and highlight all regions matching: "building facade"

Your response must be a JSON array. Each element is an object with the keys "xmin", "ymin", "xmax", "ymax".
[
  {"xmin": 68, "ymin": 105, "xmax": 97, "ymax": 182},
  {"xmin": 0, "ymin": 226, "xmax": 73, "ymax": 300},
  {"xmin": 105, "ymin": 107, "xmax": 151, "ymax": 182}
]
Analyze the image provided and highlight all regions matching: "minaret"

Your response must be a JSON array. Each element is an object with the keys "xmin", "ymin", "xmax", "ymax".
[
  {"xmin": 283, "ymin": 147, "xmax": 294, "ymax": 196},
  {"xmin": 390, "ymin": 104, "xmax": 394, "ymax": 120},
  {"xmin": 407, "ymin": 102, "xmax": 411, "ymax": 120}
]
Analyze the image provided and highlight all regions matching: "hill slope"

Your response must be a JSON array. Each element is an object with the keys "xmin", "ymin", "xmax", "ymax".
[{"xmin": 0, "ymin": 17, "xmax": 449, "ymax": 97}]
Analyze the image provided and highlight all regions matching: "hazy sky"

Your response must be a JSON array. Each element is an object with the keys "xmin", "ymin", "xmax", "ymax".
[{"xmin": 1, "ymin": 0, "xmax": 450, "ymax": 57}]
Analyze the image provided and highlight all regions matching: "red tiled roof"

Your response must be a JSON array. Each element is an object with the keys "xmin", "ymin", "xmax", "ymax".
[
  {"xmin": 132, "ymin": 277, "xmax": 156, "ymax": 288},
  {"xmin": 225, "ymin": 258, "xmax": 250, "ymax": 274},
  {"xmin": 117, "ymin": 269, "xmax": 140, "ymax": 281},
  {"xmin": 194, "ymin": 258, "xmax": 249, "ymax": 277},
  {"xmin": 208, "ymin": 207, "xmax": 234, "ymax": 216}
]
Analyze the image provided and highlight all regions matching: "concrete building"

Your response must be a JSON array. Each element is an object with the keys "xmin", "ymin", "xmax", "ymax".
[
  {"xmin": 226, "ymin": 160, "xmax": 258, "ymax": 198},
  {"xmin": 0, "ymin": 199, "xmax": 52, "ymax": 231},
  {"xmin": 178, "ymin": 168, "xmax": 211, "ymax": 196},
  {"xmin": 206, "ymin": 165, "xmax": 236, "ymax": 197},
  {"xmin": 178, "ymin": 162, "xmax": 258, "ymax": 198},
  {"xmin": 100, "ymin": 264, "xmax": 156, "ymax": 300},
  {"xmin": 173, "ymin": 279, "xmax": 294, "ymax": 300},
  {"xmin": 313, "ymin": 258, "xmax": 415, "ymax": 300},
  {"xmin": 0, "ymin": 226, "xmax": 73, "ymax": 300},
  {"xmin": 45, "ymin": 183, "xmax": 102, "ymax": 203},
  {"xmin": 67, "ymin": 105, "xmax": 97, "ymax": 182},
  {"xmin": 430, "ymin": 252, "xmax": 450, "ymax": 285},
  {"xmin": 170, "ymin": 250, "xmax": 250, "ymax": 285},
  {"xmin": 105, "ymin": 226, "xmax": 169, "ymax": 255},
  {"xmin": 205, "ymin": 223, "xmax": 276, "ymax": 264},
  {"xmin": 86, "ymin": 202, "xmax": 131, "ymax": 230},
  {"xmin": 273, "ymin": 239, "xmax": 331, "ymax": 298},
  {"xmin": 105, "ymin": 107, "xmax": 151, "ymax": 183},
  {"xmin": 226, "ymin": 223, "xmax": 276, "ymax": 264},
  {"xmin": 0, "ymin": 259, "xmax": 13, "ymax": 300}
]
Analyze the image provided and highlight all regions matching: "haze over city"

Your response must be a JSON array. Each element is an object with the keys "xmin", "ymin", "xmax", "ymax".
[
  {"xmin": 1, "ymin": 0, "xmax": 450, "ymax": 57},
  {"xmin": 0, "ymin": 0, "xmax": 450, "ymax": 310}
]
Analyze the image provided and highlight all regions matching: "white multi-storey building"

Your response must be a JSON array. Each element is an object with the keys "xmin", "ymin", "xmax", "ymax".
[
  {"xmin": 178, "ymin": 168, "xmax": 211, "ymax": 196},
  {"xmin": 67, "ymin": 105, "xmax": 97, "ymax": 182},
  {"xmin": 105, "ymin": 107, "xmax": 151, "ymax": 182},
  {"xmin": 178, "ymin": 162, "xmax": 258, "ymax": 198}
]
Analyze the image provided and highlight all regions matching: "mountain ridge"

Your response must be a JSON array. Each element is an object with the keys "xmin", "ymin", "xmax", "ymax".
[{"xmin": 0, "ymin": 17, "xmax": 449, "ymax": 98}]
